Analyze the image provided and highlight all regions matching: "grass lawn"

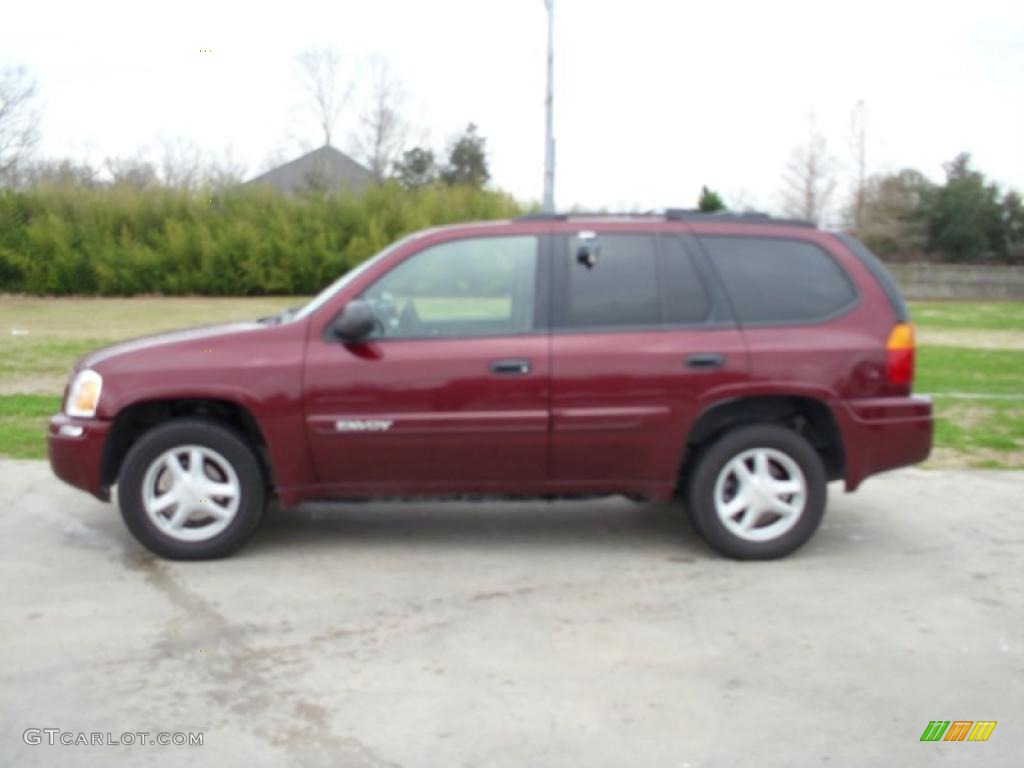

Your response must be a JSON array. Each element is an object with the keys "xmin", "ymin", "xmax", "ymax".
[
  {"xmin": 909, "ymin": 300, "xmax": 1024, "ymax": 349},
  {"xmin": 916, "ymin": 347, "xmax": 1024, "ymax": 396},
  {"xmin": 0, "ymin": 295, "xmax": 304, "ymax": 338},
  {"xmin": 0, "ymin": 296, "xmax": 304, "ymax": 394},
  {"xmin": 932, "ymin": 398, "xmax": 1024, "ymax": 466},
  {"xmin": 907, "ymin": 302, "xmax": 1024, "ymax": 467},
  {"xmin": 0, "ymin": 394, "xmax": 61, "ymax": 459},
  {"xmin": 0, "ymin": 296, "xmax": 305, "ymax": 457},
  {"xmin": 908, "ymin": 300, "xmax": 1024, "ymax": 331},
  {"xmin": 1, "ymin": 296, "xmax": 1022, "ymax": 467}
]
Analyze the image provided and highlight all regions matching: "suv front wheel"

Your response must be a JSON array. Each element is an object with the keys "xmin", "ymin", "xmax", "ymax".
[
  {"xmin": 117, "ymin": 418, "xmax": 266, "ymax": 559},
  {"xmin": 687, "ymin": 424, "xmax": 827, "ymax": 559}
]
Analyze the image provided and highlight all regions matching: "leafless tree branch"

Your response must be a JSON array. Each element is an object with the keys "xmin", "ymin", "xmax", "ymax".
[
  {"xmin": 352, "ymin": 58, "xmax": 408, "ymax": 181},
  {"xmin": 0, "ymin": 65, "xmax": 41, "ymax": 186},
  {"xmin": 296, "ymin": 47, "xmax": 353, "ymax": 147},
  {"xmin": 847, "ymin": 100, "xmax": 868, "ymax": 233},
  {"xmin": 158, "ymin": 138, "xmax": 204, "ymax": 190},
  {"xmin": 780, "ymin": 114, "xmax": 837, "ymax": 225}
]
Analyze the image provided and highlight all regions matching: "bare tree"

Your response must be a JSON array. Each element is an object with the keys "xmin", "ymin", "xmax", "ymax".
[
  {"xmin": 724, "ymin": 187, "xmax": 762, "ymax": 213},
  {"xmin": 780, "ymin": 114, "xmax": 837, "ymax": 225},
  {"xmin": 352, "ymin": 58, "xmax": 408, "ymax": 181},
  {"xmin": 295, "ymin": 47, "xmax": 353, "ymax": 147},
  {"xmin": 158, "ymin": 138, "xmax": 204, "ymax": 189},
  {"xmin": 856, "ymin": 169, "xmax": 932, "ymax": 258},
  {"xmin": 106, "ymin": 155, "xmax": 158, "ymax": 190},
  {"xmin": 0, "ymin": 65, "xmax": 41, "ymax": 186},
  {"xmin": 22, "ymin": 158, "xmax": 98, "ymax": 188},
  {"xmin": 203, "ymin": 146, "xmax": 247, "ymax": 190},
  {"xmin": 847, "ymin": 100, "xmax": 868, "ymax": 234}
]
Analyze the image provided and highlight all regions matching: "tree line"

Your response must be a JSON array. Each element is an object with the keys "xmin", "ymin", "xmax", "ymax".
[
  {"xmin": 763, "ymin": 105, "xmax": 1021, "ymax": 264},
  {"xmin": 702, "ymin": 146, "xmax": 1023, "ymax": 265},
  {"xmin": 2, "ymin": 57, "xmax": 1022, "ymax": 301},
  {"xmin": 0, "ymin": 183, "xmax": 521, "ymax": 296},
  {"xmin": 0, "ymin": 54, "xmax": 509, "ymax": 296}
]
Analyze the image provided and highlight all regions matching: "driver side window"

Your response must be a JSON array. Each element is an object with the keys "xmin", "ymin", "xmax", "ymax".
[{"xmin": 361, "ymin": 236, "xmax": 538, "ymax": 339}]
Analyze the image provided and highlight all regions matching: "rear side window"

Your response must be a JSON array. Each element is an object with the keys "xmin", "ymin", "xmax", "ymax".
[
  {"xmin": 563, "ymin": 234, "xmax": 660, "ymax": 327},
  {"xmin": 661, "ymin": 236, "xmax": 711, "ymax": 324},
  {"xmin": 700, "ymin": 236, "xmax": 857, "ymax": 324}
]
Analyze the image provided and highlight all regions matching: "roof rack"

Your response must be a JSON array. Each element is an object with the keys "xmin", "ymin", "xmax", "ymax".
[
  {"xmin": 514, "ymin": 209, "xmax": 816, "ymax": 228},
  {"xmin": 664, "ymin": 209, "xmax": 816, "ymax": 228},
  {"xmin": 514, "ymin": 212, "xmax": 649, "ymax": 221}
]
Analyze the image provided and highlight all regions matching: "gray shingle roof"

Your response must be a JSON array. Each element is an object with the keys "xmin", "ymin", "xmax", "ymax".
[{"xmin": 246, "ymin": 145, "xmax": 371, "ymax": 194}]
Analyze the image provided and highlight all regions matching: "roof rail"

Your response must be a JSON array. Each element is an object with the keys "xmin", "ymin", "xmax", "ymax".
[
  {"xmin": 514, "ymin": 211, "xmax": 658, "ymax": 221},
  {"xmin": 664, "ymin": 209, "xmax": 816, "ymax": 228},
  {"xmin": 514, "ymin": 212, "xmax": 570, "ymax": 221},
  {"xmin": 514, "ymin": 209, "xmax": 816, "ymax": 228}
]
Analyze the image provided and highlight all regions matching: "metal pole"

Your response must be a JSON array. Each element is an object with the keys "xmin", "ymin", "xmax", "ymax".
[{"xmin": 542, "ymin": 0, "xmax": 555, "ymax": 213}]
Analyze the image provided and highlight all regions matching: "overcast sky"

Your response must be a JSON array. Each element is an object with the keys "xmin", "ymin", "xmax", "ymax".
[{"xmin": 3, "ymin": 0, "xmax": 1022, "ymax": 214}]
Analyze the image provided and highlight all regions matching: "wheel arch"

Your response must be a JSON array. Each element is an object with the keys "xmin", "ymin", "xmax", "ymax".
[
  {"xmin": 101, "ymin": 398, "xmax": 274, "ymax": 492},
  {"xmin": 679, "ymin": 395, "xmax": 845, "ymax": 490}
]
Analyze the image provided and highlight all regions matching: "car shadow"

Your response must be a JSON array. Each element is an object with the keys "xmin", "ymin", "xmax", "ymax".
[{"xmin": 246, "ymin": 497, "xmax": 709, "ymax": 558}]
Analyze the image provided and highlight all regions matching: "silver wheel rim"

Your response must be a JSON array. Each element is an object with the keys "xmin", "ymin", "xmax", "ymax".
[
  {"xmin": 141, "ymin": 445, "xmax": 241, "ymax": 542},
  {"xmin": 713, "ymin": 447, "xmax": 807, "ymax": 542}
]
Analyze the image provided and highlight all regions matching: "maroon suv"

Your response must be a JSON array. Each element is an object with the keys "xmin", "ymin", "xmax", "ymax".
[{"xmin": 48, "ymin": 211, "xmax": 932, "ymax": 560}]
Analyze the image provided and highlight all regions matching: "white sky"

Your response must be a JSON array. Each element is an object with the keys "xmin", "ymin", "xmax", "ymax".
[{"xmin": 3, "ymin": 0, "xmax": 1023, "ymax": 214}]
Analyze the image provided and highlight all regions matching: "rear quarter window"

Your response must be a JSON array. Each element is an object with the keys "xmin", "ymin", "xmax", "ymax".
[
  {"xmin": 700, "ymin": 236, "xmax": 857, "ymax": 324},
  {"xmin": 835, "ymin": 233, "xmax": 909, "ymax": 322}
]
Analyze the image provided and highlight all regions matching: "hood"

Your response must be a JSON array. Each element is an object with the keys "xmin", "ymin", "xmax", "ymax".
[{"xmin": 77, "ymin": 322, "xmax": 265, "ymax": 370}]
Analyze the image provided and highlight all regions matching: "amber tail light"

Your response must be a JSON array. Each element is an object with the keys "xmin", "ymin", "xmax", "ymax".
[{"xmin": 885, "ymin": 323, "xmax": 915, "ymax": 387}]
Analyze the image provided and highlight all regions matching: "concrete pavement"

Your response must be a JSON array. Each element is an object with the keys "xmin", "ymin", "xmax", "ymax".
[{"xmin": 1, "ymin": 460, "xmax": 1021, "ymax": 767}]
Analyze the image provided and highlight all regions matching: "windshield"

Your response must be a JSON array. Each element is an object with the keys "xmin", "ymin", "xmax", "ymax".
[{"xmin": 291, "ymin": 235, "xmax": 417, "ymax": 322}]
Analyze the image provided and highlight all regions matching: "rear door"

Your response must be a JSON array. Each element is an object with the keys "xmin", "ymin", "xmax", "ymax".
[
  {"xmin": 548, "ymin": 230, "xmax": 749, "ymax": 494},
  {"xmin": 303, "ymin": 233, "xmax": 551, "ymax": 494}
]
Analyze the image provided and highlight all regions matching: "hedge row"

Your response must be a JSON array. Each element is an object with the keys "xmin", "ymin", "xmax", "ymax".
[{"xmin": 0, "ymin": 183, "xmax": 525, "ymax": 295}]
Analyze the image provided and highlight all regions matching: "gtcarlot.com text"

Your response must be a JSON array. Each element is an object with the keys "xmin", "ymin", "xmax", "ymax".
[{"xmin": 23, "ymin": 729, "xmax": 203, "ymax": 747}]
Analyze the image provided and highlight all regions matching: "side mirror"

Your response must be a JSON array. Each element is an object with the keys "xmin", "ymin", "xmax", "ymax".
[
  {"xmin": 576, "ymin": 230, "xmax": 600, "ymax": 269},
  {"xmin": 332, "ymin": 300, "xmax": 376, "ymax": 342}
]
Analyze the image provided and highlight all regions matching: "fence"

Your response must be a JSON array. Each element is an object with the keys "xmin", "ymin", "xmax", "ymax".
[{"xmin": 886, "ymin": 263, "xmax": 1024, "ymax": 301}]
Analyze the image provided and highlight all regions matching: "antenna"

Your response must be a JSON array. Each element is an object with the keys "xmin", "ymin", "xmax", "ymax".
[{"xmin": 542, "ymin": 0, "xmax": 556, "ymax": 213}]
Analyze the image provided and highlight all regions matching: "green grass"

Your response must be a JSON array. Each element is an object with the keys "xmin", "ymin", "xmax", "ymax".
[
  {"xmin": 0, "ymin": 337, "xmax": 108, "ymax": 384},
  {"xmin": 912, "ymin": 345, "xmax": 1024, "ymax": 467},
  {"xmin": 932, "ymin": 397, "xmax": 1024, "ymax": 466},
  {"xmin": 0, "ymin": 295, "xmax": 307, "ymax": 393},
  {"xmin": 909, "ymin": 301, "xmax": 1024, "ymax": 331},
  {"xmin": 916, "ymin": 347, "xmax": 1024, "ymax": 395},
  {"xmin": 0, "ymin": 394, "xmax": 61, "ymax": 459},
  {"xmin": 0, "ymin": 295, "xmax": 304, "ymax": 339}
]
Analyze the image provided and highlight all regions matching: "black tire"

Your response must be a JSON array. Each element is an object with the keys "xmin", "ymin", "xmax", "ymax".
[
  {"xmin": 117, "ymin": 418, "xmax": 266, "ymax": 560},
  {"xmin": 686, "ymin": 424, "xmax": 827, "ymax": 560}
]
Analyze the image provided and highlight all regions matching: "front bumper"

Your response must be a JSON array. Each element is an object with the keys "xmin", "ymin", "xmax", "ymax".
[
  {"xmin": 838, "ymin": 396, "xmax": 933, "ymax": 491},
  {"xmin": 47, "ymin": 413, "xmax": 111, "ymax": 501}
]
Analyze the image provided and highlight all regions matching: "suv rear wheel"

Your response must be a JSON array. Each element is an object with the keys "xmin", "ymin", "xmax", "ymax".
[
  {"xmin": 687, "ymin": 424, "xmax": 826, "ymax": 559},
  {"xmin": 117, "ymin": 418, "xmax": 266, "ymax": 559}
]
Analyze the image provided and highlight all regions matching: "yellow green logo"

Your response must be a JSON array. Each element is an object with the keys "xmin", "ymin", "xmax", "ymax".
[{"xmin": 921, "ymin": 721, "xmax": 996, "ymax": 742}]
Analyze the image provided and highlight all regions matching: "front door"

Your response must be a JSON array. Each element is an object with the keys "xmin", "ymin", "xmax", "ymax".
[{"xmin": 303, "ymin": 233, "xmax": 550, "ymax": 495}]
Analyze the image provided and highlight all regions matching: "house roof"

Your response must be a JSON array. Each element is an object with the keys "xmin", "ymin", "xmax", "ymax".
[{"xmin": 245, "ymin": 145, "xmax": 372, "ymax": 194}]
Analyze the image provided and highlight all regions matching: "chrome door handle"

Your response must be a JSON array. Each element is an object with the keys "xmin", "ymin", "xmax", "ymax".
[
  {"xmin": 685, "ymin": 353, "xmax": 725, "ymax": 369},
  {"xmin": 490, "ymin": 359, "xmax": 532, "ymax": 375}
]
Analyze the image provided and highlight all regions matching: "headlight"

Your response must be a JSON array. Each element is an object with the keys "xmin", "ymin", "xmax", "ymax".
[{"xmin": 66, "ymin": 370, "xmax": 103, "ymax": 418}]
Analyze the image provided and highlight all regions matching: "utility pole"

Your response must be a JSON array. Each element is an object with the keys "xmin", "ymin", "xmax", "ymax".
[{"xmin": 542, "ymin": 0, "xmax": 556, "ymax": 213}]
